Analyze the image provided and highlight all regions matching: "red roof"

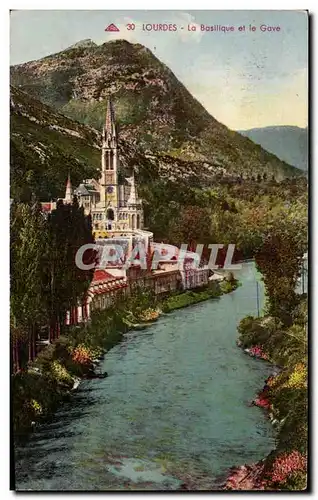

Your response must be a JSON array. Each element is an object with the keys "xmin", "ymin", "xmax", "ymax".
[{"xmin": 92, "ymin": 269, "xmax": 118, "ymax": 283}]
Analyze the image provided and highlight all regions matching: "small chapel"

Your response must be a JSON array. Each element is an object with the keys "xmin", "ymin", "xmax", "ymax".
[{"xmin": 71, "ymin": 98, "xmax": 144, "ymax": 237}]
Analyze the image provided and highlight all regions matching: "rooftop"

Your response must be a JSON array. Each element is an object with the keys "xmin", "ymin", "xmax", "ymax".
[{"xmin": 92, "ymin": 269, "xmax": 119, "ymax": 283}]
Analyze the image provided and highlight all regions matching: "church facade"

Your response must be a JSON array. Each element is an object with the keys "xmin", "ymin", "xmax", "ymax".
[{"xmin": 74, "ymin": 98, "xmax": 144, "ymax": 238}]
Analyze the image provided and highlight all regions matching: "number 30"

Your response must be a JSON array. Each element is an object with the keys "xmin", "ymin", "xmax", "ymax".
[{"xmin": 126, "ymin": 23, "xmax": 135, "ymax": 30}]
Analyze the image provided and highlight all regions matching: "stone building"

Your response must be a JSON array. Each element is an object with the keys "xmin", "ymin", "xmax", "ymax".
[{"xmin": 74, "ymin": 98, "xmax": 144, "ymax": 238}]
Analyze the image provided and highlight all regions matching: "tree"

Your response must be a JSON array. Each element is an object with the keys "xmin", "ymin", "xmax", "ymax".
[
  {"xmin": 169, "ymin": 205, "xmax": 211, "ymax": 249},
  {"xmin": 10, "ymin": 201, "xmax": 49, "ymax": 365},
  {"xmin": 10, "ymin": 198, "xmax": 97, "ymax": 371},
  {"xmin": 255, "ymin": 219, "xmax": 307, "ymax": 325}
]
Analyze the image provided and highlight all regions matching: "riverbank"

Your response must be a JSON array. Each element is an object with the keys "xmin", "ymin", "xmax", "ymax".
[
  {"xmin": 161, "ymin": 279, "xmax": 239, "ymax": 312},
  {"xmin": 222, "ymin": 297, "xmax": 308, "ymax": 491},
  {"xmin": 13, "ymin": 277, "xmax": 239, "ymax": 439}
]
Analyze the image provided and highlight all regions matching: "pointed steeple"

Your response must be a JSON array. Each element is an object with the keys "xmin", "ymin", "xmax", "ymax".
[
  {"xmin": 105, "ymin": 96, "xmax": 116, "ymax": 141},
  {"xmin": 65, "ymin": 172, "xmax": 73, "ymax": 203}
]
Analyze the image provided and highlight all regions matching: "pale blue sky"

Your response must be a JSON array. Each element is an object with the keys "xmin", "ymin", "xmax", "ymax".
[{"xmin": 10, "ymin": 10, "xmax": 308, "ymax": 130}]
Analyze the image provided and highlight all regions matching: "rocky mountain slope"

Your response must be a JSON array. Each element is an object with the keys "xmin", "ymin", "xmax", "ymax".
[
  {"xmin": 11, "ymin": 39, "xmax": 301, "ymax": 184},
  {"xmin": 239, "ymin": 126, "xmax": 308, "ymax": 171},
  {"xmin": 10, "ymin": 85, "xmax": 224, "ymax": 201},
  {"xmin": 10, "ymin": 85, "xmax": 101, "ymax": 201}
]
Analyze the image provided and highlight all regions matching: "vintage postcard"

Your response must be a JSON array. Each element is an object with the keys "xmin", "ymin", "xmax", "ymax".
[{"xmin": 10, "ymin": 9, "xmax": 308, "ymax": 491}]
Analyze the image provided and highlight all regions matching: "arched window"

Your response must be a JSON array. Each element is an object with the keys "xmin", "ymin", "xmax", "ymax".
[
  {"xmin": 137, "ymin": 214, "xmax": 140, "ymax": 229},
  {"xmin": 132, "ymin": 214, "xmax": 136, "ymax": 230}
]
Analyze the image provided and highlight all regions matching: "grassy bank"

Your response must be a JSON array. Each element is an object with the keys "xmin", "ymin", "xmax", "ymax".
[
  {"xmin": 13, "ymin": 277, "xmax": 239, "ymax": 439},
  {"xmin": 161, "ymin": 279, "xmax": 239, "ymax": 313},
  {"xmin": 225, "ymin": 295, "xmax": 308, "ymax": 491}
]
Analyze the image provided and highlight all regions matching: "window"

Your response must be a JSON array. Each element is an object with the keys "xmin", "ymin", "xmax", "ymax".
[{"xmin": 107, "ymin": 208, "xmax": 115, "ymax": 221}]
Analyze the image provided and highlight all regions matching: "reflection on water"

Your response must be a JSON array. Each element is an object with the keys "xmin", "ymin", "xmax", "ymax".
[{"xmin": 15, "ymin": 262, "xmax": 275, "ymax": 491}]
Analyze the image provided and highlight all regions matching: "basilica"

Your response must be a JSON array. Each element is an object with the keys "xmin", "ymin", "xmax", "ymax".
[{"xmin": 69, "ymin": 98, "xmax": 144, "ymax": 238}]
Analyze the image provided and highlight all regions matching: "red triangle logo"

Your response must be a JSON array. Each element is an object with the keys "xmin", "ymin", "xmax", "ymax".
[{"xmin": 105, "ymin": 23, "xmax": 120, "ymax": 32}]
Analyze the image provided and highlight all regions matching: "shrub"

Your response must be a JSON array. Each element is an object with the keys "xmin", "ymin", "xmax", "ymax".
[
  {"xmin": 238, "ymin": 316, "xmax": 271, "ymax": 348},
  {"xmin": 70, "ymin": 345, "xmax": 93, "ymax": 365},
  {"xmin": 29, "ymin": 399, "xmax": 43, "ymax": 415},
  {"xmin": 268, "ymin": 451, "xmax": 307, "ymax": 485},
  {"xmin": 281, "ymin": 471, "xmax": 307, "ymax": 490},
  {"xmin": 51, "ymin": 360, "xmax": 74, "ymax": 387}
]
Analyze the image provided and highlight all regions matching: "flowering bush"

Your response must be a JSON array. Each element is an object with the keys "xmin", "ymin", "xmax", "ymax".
[
  {"xmin": 254, "ymin": 397, "xmax": 271, "ymax": 409},
  {"xmin": 268, "ymin": 364, "xmax": 307, "ymax": 399},
  {"xmin": 138, "ymin": 308, "xmax": 160, "ymax": 322},
  {"xmin": 51, "ymin": 360, "xmax": 73, "ymax": 385},
  {"xmin": 71, "ymin": 345, "xmax": 93, "ymax": 365},
  {"xmin": 266, "ymin": 376, "xmax": 277, "ymax": 388},
  {"xmin": 90, "ymin": 347, "xmax": 104, "ymax": 360},
  {"xmin": 249, "ymin": 345, "xmax": 268, "ymax": 360},
  {"xmin": 269, "ymin": 451, "xmax": 307, "ymax": 485},
  {"xmin": 283, "ymin": 364, "xmax": 307, "ymax": 390}
]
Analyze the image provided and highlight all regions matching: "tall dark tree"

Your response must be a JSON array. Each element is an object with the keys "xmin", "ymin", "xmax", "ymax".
[
  {"xmin": 11, "ymin": 198, "xmax": 97, "ymax": 371},
  {"xmin": 255, "ymin": 221, "xmax": 307, "ymax": 326}
]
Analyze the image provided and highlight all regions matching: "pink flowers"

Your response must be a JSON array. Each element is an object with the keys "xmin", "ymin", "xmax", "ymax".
[
  {"xmin": 270, "ymin": 451, "xmax": 307, "ymax": 484},
  {"xmin": 254, "ymin": 397, "xmax": 271, "ymax": 409},
  {"xmin": 249, "ymin": 345, "xmax": 268, "ymax": 360}
]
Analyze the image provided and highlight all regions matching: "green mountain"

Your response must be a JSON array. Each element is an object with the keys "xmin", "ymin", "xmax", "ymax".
[
  {"xmin": 10, "ymin": 85, "xmax": 226, "ymax": 202},
  {"xmin": 239, "ymin": 126, "xmax": 308, "ymax": 171},
  {"xmin": 11, "ymin": 38, "xmax": 301, "ymax": 186},
  {"xmin": 10, "ymin": 85, "xmax": 101, "ymax": 201}
]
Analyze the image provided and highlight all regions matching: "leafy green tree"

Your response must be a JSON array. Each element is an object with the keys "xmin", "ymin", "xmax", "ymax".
[
  {"xmin": 255, "ymin": 219, "xmax": 307, "ymax": 325},
  {"xmin": 11, "ymin": 201, "xmax": 49, "ymax": 365},
  {"xmin": 11, "ymin": 197, "xmax": 96, "ymax": 370}
]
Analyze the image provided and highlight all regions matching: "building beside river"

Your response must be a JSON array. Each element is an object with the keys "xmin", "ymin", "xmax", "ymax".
[{"xmin": 39, "ymin": 99, "xmax": 214, "ymax": 328}]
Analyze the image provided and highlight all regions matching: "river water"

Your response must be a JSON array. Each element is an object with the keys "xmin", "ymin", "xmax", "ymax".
[{"xmin": 14, "ymin": 262, "xmax": 276, "ymax": 491}]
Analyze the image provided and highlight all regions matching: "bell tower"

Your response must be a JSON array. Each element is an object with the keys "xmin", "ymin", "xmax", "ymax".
[
  {"xmin": 126, "ymin": 169, "xmax": 144, "ymax": 230},
  {"xmin": 100, "ymin": 97, "xmax": 119, "ymax": 212}
]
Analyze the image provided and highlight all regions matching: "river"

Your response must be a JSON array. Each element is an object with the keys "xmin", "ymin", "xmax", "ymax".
[{"xmin": 14, "ymin": 262, "xmax": 276, "ymax": 491}]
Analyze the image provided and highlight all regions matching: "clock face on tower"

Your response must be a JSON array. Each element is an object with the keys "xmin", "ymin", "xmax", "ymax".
[{"xmin": 107, "ymin": 186, "xmax": 114, "ymax": 194}]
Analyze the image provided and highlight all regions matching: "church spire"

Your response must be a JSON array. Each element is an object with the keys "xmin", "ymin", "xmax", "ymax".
[
  {"xmin": 65, "ymin": 172, "xmax": 73, "ymax": 203},
  {"xmin": 105, "ymin": 96, "xmax": 116, "ymax": 141}
]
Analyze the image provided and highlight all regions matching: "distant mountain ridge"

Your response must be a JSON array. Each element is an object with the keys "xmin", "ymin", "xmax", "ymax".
[
  {"xmin": 239, "ymin": 126, "xmax": 308, "ymax": 171},
  {"xmin": 10, "ymin": 38, "xmax": 302, "ymax": 187}
]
